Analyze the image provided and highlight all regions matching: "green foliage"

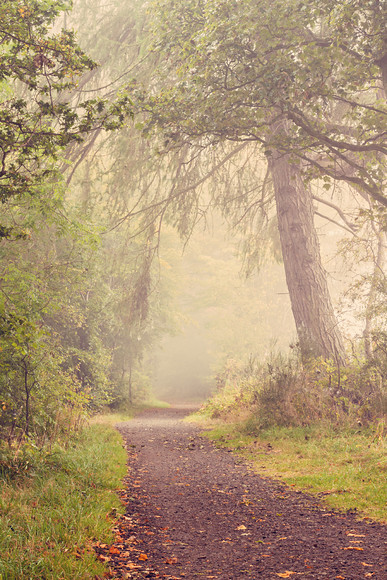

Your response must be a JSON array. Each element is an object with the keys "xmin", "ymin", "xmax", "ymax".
[
  {"xmin": 0, "ymin": 422, "xmax": 127, "ymax": 579},
  {"xmin": 0, "ymin": 176, "xmax": 174, "ymax": 441},
  {"xmin": 143, "ymin": 0, "xmax": 387, "ymax": 206},
  {"xmin": 0, "ymin": 0, "xmax": 132, "ymax": 207},
  {"xmin": 200, "ymin": 350, "xmax": 386, "ymax": 430}
]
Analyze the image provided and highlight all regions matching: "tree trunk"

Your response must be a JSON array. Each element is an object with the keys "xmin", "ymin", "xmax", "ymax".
[{"xmin": 268, "ymin": 149, "xmax": 346, "ymax": 364}]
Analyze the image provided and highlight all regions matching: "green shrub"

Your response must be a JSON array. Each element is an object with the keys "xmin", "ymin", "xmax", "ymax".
[{"xmin": 200, "ymin": 350, "xmax": 386, "ymax": 431}]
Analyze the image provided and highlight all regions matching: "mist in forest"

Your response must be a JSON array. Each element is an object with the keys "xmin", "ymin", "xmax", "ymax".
[
  {"xmin": 152, "ymin": 327, "xmax": 212, "ymax": 402},
  {"xmin": 151, "ymin": 226, "xmax": 296, "ymax": 402}
]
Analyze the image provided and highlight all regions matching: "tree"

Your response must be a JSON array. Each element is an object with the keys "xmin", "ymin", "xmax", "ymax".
[
  {"xmin": 0, "ymin": 0, "xmax": 132, "ymax": 216},
  {"xmin": 131, "ymin": 0, "xmax": 379, "ymax": 361},
  {"xmin": 60, "ymin": 0, "xmax": 385, "ymax": 362},
  {"xmin": 144, "ymin": 0, "xmax": 386, "ymax": 204}
]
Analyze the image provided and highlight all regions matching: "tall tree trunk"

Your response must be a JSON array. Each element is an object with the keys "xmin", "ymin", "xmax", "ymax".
[{"xmin": 268, "ymin": 149, "xmax": 346, "ymax": 364}]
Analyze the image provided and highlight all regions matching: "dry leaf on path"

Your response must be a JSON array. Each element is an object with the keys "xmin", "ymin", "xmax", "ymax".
[
  {"xmin": 276, "ymin": 572, "xmax": 296, "ymax": 578},
  {"xmin": 138, "ymin": 553, "xmax": 148, "ymax": 561}
]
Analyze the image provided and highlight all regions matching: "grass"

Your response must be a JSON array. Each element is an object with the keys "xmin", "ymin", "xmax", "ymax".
[
  {"xmin": 192, "ymin": 415, "xmax": 387, "ymax": 523},
  {"xmin": 92, "ymin": 399, "xmax": 170, "ymax": 426},
  {"xmin": 0, "ymin": 417, "xmax": 129, "ymax": 580}
]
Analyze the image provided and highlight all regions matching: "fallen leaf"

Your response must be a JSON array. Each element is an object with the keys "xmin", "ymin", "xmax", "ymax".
[
  {"xmin": 138, "ymin": 553, "xmax": 148, "ymax": 561},
  {"xmin": 343, "ymin": 546, "xmax": 364, "ymax": 551},
  {"xmin": 361, "ymin": 562, "xmax": 373, "ymax": 567},
  {"xmin": 276, "ymin": 572, "xmax": 296, "ymax": 578},
  {"xmin": 165, "ymin": 557, "xmax": 178, "ymax": 564},
  {"xmin": 109, "ymin": 546, "xmax": 120, "ymax": 555},
  {"xmin": 347, "ymin": 533, "xmax": 365, "ymax": 537},
  {"xmin": 126, "ymin": 563, "xmax": 140, "ymax": 570},
  {"xmin": 236, "ymin": 525, "xmax": 247, "ymax": 530},
  {"xmin": 365, "ymin": 574, "xmax": 374, "ymax": 578},
  {"xmin": 336, "ymin": 576, "xmax": 345, "ymax": 579}
]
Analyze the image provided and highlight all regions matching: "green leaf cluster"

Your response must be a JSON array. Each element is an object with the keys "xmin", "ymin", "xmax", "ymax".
[{"xmin": 0, "ymin": 0, "xmax": 133, "ymax": 206}]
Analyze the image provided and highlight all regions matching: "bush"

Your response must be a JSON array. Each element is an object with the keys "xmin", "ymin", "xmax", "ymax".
[{"xmin": 200, "ymin": 350, "xmax": 386, "ymax": 431}]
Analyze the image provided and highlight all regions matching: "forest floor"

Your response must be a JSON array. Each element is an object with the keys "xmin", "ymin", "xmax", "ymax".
[{"xmin": 95, "ymin": 406, "xmax": 387, "ymax": 580}]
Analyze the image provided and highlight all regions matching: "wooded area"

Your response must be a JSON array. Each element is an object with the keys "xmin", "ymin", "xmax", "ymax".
[{"xmin": 0, "ymin": 0, "xmax": 386, "ymax": 447}]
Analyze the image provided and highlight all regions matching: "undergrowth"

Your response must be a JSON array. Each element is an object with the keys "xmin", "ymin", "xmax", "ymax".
[
  {"xmin": 201, "ymin": 351, "xmax": 386, "ymax": 430},
  {"xmin": 0, "ymin": 418, "xmax": 128, "ymax": 579}
]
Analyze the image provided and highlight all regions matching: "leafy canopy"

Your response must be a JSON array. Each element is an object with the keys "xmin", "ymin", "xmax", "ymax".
[
  {"xmin": 142, "ymin": 0, "xmax": 386, "ymax": 206},
  {"xmin": 0, "ymin": 0, "xmax": 132, "ymax": 207}
]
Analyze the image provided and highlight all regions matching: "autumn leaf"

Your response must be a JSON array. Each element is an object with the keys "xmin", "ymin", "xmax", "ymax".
[
  {"xmin": 276, "ymin": 572, "xmax": 296, "ymax": 578},
  {"xmin": 138, "ymin": 553, "xmax": 148, "ymax": 561},
  {"xmin": 236, "ymin": 525, "xmax": 247, "ymax": 530},
  {"xmin": 165, "ymin": 557, "xmax": 178, "ymax": 564},
  {"xmin": 109, "ymin": 546, "xmax": 120, "ymax": 555},
  {"xmin": 361, "ymin": 562, "xmax": 373, "ymax": 567},
  {"xmin": 343, "ymin": 546, "xmax": 364, "ymax": 551}
]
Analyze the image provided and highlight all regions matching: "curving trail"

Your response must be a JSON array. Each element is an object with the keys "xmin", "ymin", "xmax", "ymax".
[{"xmin": 96, "ymin": 406, "xmax": 386, "ymax": 579}]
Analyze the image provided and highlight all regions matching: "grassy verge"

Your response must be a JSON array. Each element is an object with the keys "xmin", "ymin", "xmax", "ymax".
[
  {"xmin": 0, "ymin": 418, "xmax": 129, "ymax": 580},
  {"xmin": 192, "ymin": 415, "xmax": 387, "ymax": 523},
  {"xmin": 92, "ymin": 399, "xmax": 170, "ymax": 426}
]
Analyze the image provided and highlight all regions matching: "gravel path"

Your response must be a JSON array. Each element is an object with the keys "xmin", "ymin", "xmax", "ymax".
[{"xmin": 96, "ymin": 406, "xmax": 387, "ymax": 579}]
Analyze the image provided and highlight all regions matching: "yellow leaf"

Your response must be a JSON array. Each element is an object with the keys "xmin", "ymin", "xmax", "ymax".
[
  {"xmin": 138, "ymin": 553, "xmax": 148, "ymax": 561},
  {"xmin": 236, "ymin": 525, "xmax": 247, "ymax": 530},
  {"xmin": 343, "ymin": 546, "xmax": 363, "ymax": 551},
  {"xmin": 276, "ymin": 572, "xmax": 296, "ymax": 578}
]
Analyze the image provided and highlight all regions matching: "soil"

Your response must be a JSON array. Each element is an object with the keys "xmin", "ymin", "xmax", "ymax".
[{"xmin": 95, "ymin": 406, "xmax": 387, "ymax": 580}]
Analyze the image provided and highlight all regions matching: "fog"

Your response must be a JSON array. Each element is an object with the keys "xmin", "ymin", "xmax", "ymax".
[{"xmin": 151, "ymin": 226, "xmax": 296, "ymax": 402}]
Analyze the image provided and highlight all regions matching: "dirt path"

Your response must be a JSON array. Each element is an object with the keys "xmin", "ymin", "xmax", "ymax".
[{"xmin": 96, "ymin": 406, "xmax": 386, "ymax": 579}]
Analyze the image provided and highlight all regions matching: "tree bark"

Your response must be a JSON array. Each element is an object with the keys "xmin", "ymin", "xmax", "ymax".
[{"xmin": 268, "ymin": 149, "xmax": 346, "ymax": 364}]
